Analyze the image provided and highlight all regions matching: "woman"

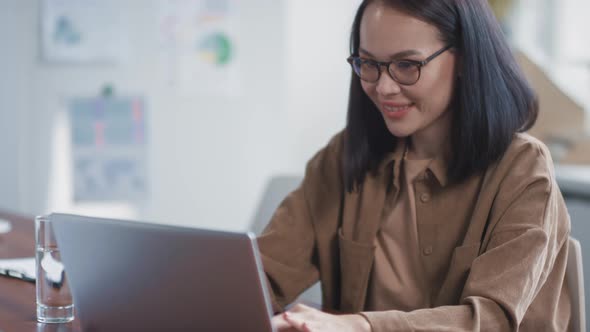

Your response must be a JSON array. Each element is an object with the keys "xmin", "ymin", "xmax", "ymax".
[{"xmin": 259, "ymin": 0, "xmax": 571, "ymax": 331}]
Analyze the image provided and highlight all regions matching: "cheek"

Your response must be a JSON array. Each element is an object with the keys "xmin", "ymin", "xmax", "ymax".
[
  {"xmin": 360, "ymin": 81, "xmax": 377, "ymax": 101},
  {"xmin": 412, "ymin": 70, "xmax": 456, "ymax": 112}
]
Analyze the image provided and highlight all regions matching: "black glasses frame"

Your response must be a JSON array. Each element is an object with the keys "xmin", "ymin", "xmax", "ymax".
[{"xmin": 347, "ymin": 44, "xmax": 453, "ymax": 85}]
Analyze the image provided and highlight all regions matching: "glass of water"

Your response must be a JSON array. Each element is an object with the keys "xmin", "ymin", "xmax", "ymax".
[{"xmin": 35, "ymin": 215, "xmax": 74, "ymax": 323}]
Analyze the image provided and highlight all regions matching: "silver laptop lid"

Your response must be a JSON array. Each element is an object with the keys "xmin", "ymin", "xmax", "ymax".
[{"xmin": 50, "ymin": 213, "xmax": 275, "ymax": 332}]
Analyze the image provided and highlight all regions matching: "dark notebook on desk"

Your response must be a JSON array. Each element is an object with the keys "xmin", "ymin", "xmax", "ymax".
[{"xmin": 50, "ymin": 213, "xmax": 275, "ymax": 332}]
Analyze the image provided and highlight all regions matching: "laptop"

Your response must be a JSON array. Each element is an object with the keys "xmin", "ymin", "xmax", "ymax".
[{"xmin": 49, "ymin": 213, "xmax": 276, "ymax": 331}]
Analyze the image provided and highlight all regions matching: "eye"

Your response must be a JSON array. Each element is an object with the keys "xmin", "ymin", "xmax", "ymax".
[
  {"xmin": 394, "ymin": 60, "xmax": 417, "ymax": 72},
  {"xmin": 355, "ymin": 58, "xmax": 377, "ymax": 70}
]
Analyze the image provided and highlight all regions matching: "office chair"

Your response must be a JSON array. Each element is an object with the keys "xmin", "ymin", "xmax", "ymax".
[
  {"xmin": 250, "ymin": 175, "xmax": 302, "ymax": 235},
  {"xmin": 567, "ymin": 237, "xmax": 586, "ymax": 332}
]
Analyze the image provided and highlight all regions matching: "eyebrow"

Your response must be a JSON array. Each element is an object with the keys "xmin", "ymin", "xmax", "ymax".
[{"xmin": 359, "ymin": 47, "xmax": 422, "ymax": 59}]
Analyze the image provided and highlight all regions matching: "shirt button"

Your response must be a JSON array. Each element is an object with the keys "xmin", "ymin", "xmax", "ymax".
[
  {"xmin": 420, "ymin": 193, "xmax": 430, "ymax": 203},
  {"xmin": 423, "ymin": 246, "xmax": 433, "ymax": 256}
]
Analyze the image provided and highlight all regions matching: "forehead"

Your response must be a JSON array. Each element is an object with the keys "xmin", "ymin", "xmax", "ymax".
[{"xmin": 359, "ymin": 3, "xmax": 441, "ymax": 56}]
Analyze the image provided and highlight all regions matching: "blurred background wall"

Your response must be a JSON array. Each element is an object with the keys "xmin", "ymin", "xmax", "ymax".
[{"xmin": 0, "ymin": 0, "xmax": 359, "ymax": 231}]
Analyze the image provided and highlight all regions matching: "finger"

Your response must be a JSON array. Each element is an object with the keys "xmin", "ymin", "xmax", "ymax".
[
  {"xmin": 283, "ymin": 311, "xmax": 309, "ymax": 331},
  {"xmin": 302, "ymin": 321, "xmax": 314, "ymax": 332},
  {"xmin": 271, "ymin": 314, "xmax": 294, "ymax": 330}
]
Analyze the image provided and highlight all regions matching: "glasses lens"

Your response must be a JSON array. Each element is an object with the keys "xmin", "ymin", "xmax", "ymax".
[
  {"xmin": 389, "ymin": 61, "xmax": 420, "ymax": 85},
  {"xmin": 352, "ymin": 58, "xmax": 379, "ymax": 82}
]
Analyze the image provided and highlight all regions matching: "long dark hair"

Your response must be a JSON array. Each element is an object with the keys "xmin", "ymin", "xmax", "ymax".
[{"xmin": 343, "ymin": 0, "xmax": 538, "ymax": 192}]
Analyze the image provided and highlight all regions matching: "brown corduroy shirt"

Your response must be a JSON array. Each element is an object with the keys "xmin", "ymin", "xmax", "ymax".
[
  {"xmin": 258, "ymin": 131, "xmax": 571, "ymax": 331},
  {"xmin": 365, "ymin": 141, "xmax": 438, "ymax": 312}
]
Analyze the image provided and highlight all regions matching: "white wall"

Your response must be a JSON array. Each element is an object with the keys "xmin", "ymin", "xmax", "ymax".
[
  {"xmin": 510, "ymin": 0, "xmax": 590, "ymax": 117},
  {"xmin": 0, "ymin": 1, "xmax": 34, "ymax": 213},
  {"xmin": 283, "ymin": 0, "xmax": 360, "ymax": 170},
  {"xmin": 0, "ymin": 0, "xmax": 361, "ymax": 231}
]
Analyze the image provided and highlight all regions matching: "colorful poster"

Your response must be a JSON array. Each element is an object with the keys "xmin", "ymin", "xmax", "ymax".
[
  {"xmin": 41, "ymin": 0, "xmax": 129, "ymax": 63},
  {"xmin": 157, "ymin": 0, "xmax": 241, "ymax": 96},
  {"xmin": 69, "ymin": 97, "xmax": 148, "ymax": 202}
]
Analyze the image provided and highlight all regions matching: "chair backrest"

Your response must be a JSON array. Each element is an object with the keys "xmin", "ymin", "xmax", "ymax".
[
  {"xmin": 249, "ymin": 175, "xmax": 302, "ymax": 235},
  {"xmin": 567, "ymin": 237, "xmax": 586, "ymax": 332}
]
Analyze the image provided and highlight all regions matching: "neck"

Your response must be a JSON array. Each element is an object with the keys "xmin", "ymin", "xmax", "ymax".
[
  {"xmin": 406, "ymin": 111, "xmax": 452, "ymax": 160},
  {"xmin": 407, "ymin": 135, "xmax": 449, "ymax": 160}
]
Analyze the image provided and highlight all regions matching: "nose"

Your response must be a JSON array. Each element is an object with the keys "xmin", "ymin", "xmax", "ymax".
[{"xmin": 375, "ymin": 66, "xmax": 402, "ymax": 96}]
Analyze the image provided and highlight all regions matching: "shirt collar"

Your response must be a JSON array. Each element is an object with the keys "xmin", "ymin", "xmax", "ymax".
[
  {"xmin": 378, "ymin": 139, "xmax": 449, "ymax": 188},
  {"xmin": 427, "ymin": 156, "xmax": 448, "ymax": 187}
]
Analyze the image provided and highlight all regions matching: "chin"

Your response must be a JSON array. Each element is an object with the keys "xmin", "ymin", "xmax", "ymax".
[{"xmin": 384, "ymin": 122, "xmax": 414, "ymax": 138}]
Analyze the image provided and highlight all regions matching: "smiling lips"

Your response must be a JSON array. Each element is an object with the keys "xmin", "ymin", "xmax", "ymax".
[{"xmin": 381, "ymin": 102, "xmax": 415, "ymax": 119}]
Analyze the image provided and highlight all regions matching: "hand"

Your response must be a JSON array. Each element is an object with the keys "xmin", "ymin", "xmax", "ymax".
[{"xmin": 271, "ymin": 303, "xmax": 371, "ymax": 332}]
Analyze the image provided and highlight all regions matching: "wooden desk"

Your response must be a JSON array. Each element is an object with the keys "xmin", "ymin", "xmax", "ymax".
[{"xmin": 0, "ymin": 211, "xmax": 79, "ymax": 332}]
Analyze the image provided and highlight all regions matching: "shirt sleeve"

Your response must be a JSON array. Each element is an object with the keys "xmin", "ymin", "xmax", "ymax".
[
  {"xmin": 257, "ymin": 132, "xmax": 345, "ymax": 312},
  {"xmin": 361, "ymin": 142, "xmax": 570, "ymax": 331}
]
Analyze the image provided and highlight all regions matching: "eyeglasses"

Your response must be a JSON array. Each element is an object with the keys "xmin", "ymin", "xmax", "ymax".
[{"xmin": 347, "ymin": 45, "xmax": 453, "ymax": 85}]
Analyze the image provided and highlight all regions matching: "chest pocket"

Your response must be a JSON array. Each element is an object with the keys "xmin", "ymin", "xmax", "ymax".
[{"xmin": 338, "ymin": 228, "xmax": 375, "ymax": 312}]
